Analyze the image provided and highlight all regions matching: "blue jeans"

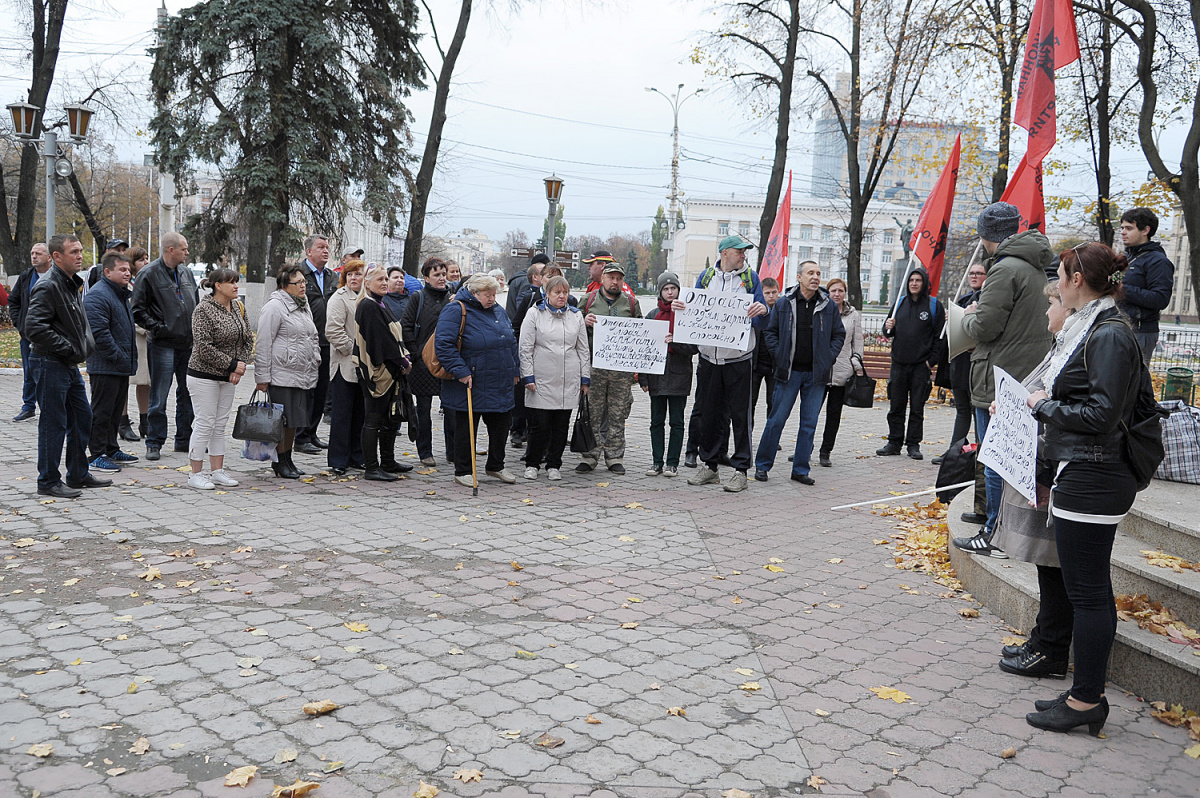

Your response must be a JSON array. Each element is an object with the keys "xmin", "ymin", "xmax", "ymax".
[
  {"xmin": 754, "ymin": 369, "xmax": 827, "ymax": 477},
  {"xmin": 36, "ymin": 359, "xmax": 91, "ymax": 489},
  {"xmin": 19, "ymin": 336, "xmax": 42, "ymax": 413},
  {"xmin": 147, "ymin": 343, "xmax": 193, "ymax": 450},
  {"xmin": 975, "ymin": 407, "xmax": 1002, "ymax": 533}
]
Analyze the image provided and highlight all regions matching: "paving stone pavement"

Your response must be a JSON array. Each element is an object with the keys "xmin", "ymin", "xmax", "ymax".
[{"xmin": 1, "ymin": 371, "xmax": 1197, "ymax": 798}]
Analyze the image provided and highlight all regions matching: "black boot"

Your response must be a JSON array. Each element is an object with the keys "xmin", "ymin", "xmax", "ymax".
[
  {"xmin": 138, "ymin": 413, "xmax": 148, "ymax": 439},
  {"xmin": 119, "ymin": 414, "xmax": 141, "ymax": 442},
  {"xmin": 379, "ymin": 431, "xmax": 412, "ymax": 474},
  {"xmin": 272, "ymin": 451, "xmax": 300, "ymax": 479},
  {"xmin": 284, "ymin": 450, "xmax": 306, "ymax": 476},
  {"xmin": 1026, "ymin": 697, "xmax": 1108, "ymax": 736}
]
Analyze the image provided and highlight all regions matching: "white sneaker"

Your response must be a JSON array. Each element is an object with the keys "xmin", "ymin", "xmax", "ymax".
[
  {"xmin": 188, "ymin": 473, "xmax": 215, "ymax": 491},
  {"xmin": 663, "ymin": 466, "xmax": 678, "ymax": 478},
  {"xmin": 454, "ymin": 474, "xmax": 475, "ymax": 487},
  {"xmin": 209, "ymin": 469, "xmax": 239, "ymax": 487},
  {"xmin": 523, "ymin": 466, "xmax": 538, "ymax": 480},
  {"xmin": 547, "ymin": 468, "xmax": 562, "ymax": 481},
  {"xmin": 487, "ymin": 468, "xmax": 517, "ymax": 484}
]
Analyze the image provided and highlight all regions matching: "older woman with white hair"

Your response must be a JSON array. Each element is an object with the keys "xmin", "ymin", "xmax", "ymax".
[{"xmin": 434, "ymin": 273, "xmax": 520, "ymax": 486}]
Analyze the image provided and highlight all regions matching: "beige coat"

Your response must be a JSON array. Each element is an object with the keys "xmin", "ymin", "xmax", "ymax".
[
  {"xmin": 829, "ymin": 305, "xmax": 864, "ymax": 387},
  {"xmin": 325, "ymin": 286, "xmax": 358, "ymax": 383},
  {"xmin": 519, "ymin": 304, "xmax": 591, "ymax": 411}
]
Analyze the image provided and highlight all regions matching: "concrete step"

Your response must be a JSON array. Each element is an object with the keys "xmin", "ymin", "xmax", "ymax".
[
  {"xmin": 1111, "ymin": 534, "xmax": 1200, "ymax": 630},
  {"xmin": 1120, "ymin": 478, "xmax": 1200, "ymax": 561},
  {"xmin": 946, "ymin": 488, "xmax": 1200, "ymax": 708}
]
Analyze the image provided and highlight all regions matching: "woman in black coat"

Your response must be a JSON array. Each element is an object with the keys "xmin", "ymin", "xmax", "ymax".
[
  {"xmin": 400, "ymin": 257, "xmax": 455, "ymax": 466},
  {"xmin": 355, "ymin": 266, "xmax": 413, "ymax": 481},
  {"xmin": 1024, "ymin": 242, "xmax": 1146, "ymax": 737}
]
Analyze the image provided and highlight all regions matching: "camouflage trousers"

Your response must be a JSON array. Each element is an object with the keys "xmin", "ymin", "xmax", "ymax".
[{"xmin": 583, "ymin": 368, "xmax": 635, "ymax": 467}]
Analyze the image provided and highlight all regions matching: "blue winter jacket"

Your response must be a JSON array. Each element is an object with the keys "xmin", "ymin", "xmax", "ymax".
[
  {"xmin": 1119, "ymin": 240, "xmax": 1174, "ymax": 334},
  {"xmin": 435, "ymin": 285, "xmax": 520, "ymax": 413},
  {"xmin": 763, "ymin": 286, "xmax": 845, "ymax": 384},
  {"xmin": 82, "ymin": 276, "xmax": 137, "ymax": 376}
]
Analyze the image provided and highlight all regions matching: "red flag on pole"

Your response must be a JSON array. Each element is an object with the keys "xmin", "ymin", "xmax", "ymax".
[
  {"xmin": 908, "ymin": 134, "xmax": 961, "ymax": 296},
  {"xmin": 759, "ymin": 171, "xmax": 791, "ymax": 286},
  {"xmin": 1013, "ymin": 0, "xmax": 1081, "ymax": 164},
  {"xmin": 1000, "ymin": 152, "xmax": 1046, "ymax": 233}
]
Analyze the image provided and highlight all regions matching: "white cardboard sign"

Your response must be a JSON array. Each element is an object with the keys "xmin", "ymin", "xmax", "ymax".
[
  {"xmin": 673, "ymin": 287, "xmax": 754, "ymax": 351},
  {"xmin": 978, "ymin": 366, "xmax": 1039, "ymax": 504},
  {"xmin": 591, "ymin": 316, "xmax": 670, "ymax": 375}
]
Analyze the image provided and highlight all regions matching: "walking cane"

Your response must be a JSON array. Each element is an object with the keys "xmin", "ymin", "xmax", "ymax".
[{"xmin": 466, "ymin": 380, "xmax": 478, "ymax": 497}]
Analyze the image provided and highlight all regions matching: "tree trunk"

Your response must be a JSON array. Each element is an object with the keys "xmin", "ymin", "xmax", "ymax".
[
  {"xmin": 66, "ymin": 169, "xmax": 107, "ymax": 251},
  {"xmin": 403, "ymin": 0, "xmax": 472, "ymax": 277},
  {"xmin": 247, "ymin": 215, "xmax": 268, "ymax": 284},
  {"xmin": 1094, "ymin": 12, "xmax": 1113, "ymax": 246},
  {"xmin": 991, "ymin": 63, "xmax": 1016, "ymax": 202},
  {"xmin": 845, "ymin": 0, "xmax": 865, "ymax": 310},
  {"xmin": 756, "ymin": 0, "xmax": 800, "ymax": 261}
]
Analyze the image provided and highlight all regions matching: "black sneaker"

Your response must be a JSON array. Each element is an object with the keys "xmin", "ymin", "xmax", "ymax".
[
  {"xmin": 907, "ymin": 445, "xmax": 923, "ymax": 460},
  {"xmin": 1002, "ymin": 640, "xmax": 1030, "ymax": 659},
  {"xmin": 960, "ymin": 512, "xmax": 988, "ymax": 525},
  {"xmin": 876, "ymin": 444, "xmax": 902, "ymax": 456},
  {"xmin": 952, "ymin": 531, "xmax": 1008, "ymax": 559},
  {"xmin": 999, "ymin": 648, "xmax": 1068, "ymax": 679},
  {"xmin": 819, "ymin": 452, "xmax": 831, "ymax": 467},
  {"xmin": 575, "ymin": 462, "xmax": 594, "ymax": 473}
]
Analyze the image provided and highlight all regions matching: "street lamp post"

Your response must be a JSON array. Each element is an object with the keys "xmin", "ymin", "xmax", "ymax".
[
  {"xmin": 544, "ymin": 174, "xmax": 564, "ymax": 259},
  {"xmin": 645, "ymin": 84, "xmax": 704, "ymax": 239},
  {"xmin": 5, "ymin": 100, "xmax": 95, "ymax": 239}
]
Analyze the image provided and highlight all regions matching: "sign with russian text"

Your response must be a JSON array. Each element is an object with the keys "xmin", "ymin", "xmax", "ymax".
[
  {"xmin": 978, "ymin": 366, "xmax": 1039, "ymax": 504},
  {"xmin": 592, "ymin": 316, "xmax": 669, "ymax": 374},
  {"xmin": 674, "ymin": 287, "xmax": 753, "ymax": 351}
]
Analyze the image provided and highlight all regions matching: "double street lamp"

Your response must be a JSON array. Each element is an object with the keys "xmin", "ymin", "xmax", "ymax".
[
  {"xmin": 6, "ymin": 100, "xmax": 96, "ymax": 238},
  {"xmin": 645, "ymin": 84, "xmax": 704, "ymax": 241},
  {"xmin": 544, "ymin": 174, "xmax": 564, "ymax": 258}
]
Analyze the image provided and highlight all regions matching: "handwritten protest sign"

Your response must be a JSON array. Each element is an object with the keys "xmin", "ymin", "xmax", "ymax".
[
  {"xmin": 978, "ymin": 366, "xmax": 1039, "ymax": 504},
  {"xmin": 674, "ymin": 287, "xmax": 753, "ymax": 351},
  {"xmin": 592, "ymin": 316, "xmax": 669, "ymax": 375}
]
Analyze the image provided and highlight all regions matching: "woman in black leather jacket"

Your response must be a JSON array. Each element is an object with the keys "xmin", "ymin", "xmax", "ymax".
[{"xmin": 1024, "ymin": 242, "xmax": 1141, "ymax": 736}]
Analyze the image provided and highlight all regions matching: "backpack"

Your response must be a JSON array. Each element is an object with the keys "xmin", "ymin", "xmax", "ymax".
[
  {"xmin": 698, "ymin": 265, "xmax": 754, "ymax": 294},
  {"xmin": 422, "ymin": 300, "xmax": 466, "ymax": 380}
]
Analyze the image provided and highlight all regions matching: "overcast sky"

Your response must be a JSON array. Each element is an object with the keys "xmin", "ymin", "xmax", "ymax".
[{"xmin": 0, "ymin": 0, "xmax": 1186, "ymax": 242}]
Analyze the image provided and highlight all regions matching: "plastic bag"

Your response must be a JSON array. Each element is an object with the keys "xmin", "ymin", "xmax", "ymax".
[{"xmin": 242, "ymin": 439, "xmax": 278, "ymax": 462}]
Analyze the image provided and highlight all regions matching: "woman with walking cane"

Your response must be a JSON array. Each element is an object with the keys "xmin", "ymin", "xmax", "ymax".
[{"xmin": 434, "ymin": 273, "xmax": 520, "ymax": 487}]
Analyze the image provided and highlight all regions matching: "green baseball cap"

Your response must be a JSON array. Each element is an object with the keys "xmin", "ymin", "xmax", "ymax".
[{"xmin": 718, "ymin": 235, "xmax": 754, "ymax": 252}]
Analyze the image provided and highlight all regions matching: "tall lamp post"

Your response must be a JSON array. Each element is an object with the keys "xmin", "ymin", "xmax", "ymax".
[
  {"xmin": 544, "ymin": 174, "xmax": 564, "ymax": 258},
  {"xmin": 6, "ymin": 101, "xmax": 95, "ymax": 239},
  {"xmin": 645, "ymin": 83, "xmax": 704, "ymax": 239}
]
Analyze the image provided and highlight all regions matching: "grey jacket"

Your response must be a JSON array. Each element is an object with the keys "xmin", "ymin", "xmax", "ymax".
[
  {"xmin": 254, "ymin": 289, "xmax": 320, "ymax": 389},
  {"xmin": 325, "ymin": 286, "xmax": 359, "ymax": 384},
  {"xmin": 829, "ymin": 305, "xmax": 864, "ymax": 387},
  {"xmin": 519, "ymin": 303, "xmax": 591, "ymax": 411}
]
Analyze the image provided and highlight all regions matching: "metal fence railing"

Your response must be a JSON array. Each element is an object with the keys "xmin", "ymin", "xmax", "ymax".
[{"xmin": 1152, "ymin": 328, "xmax": 1200, "ymax": 376}]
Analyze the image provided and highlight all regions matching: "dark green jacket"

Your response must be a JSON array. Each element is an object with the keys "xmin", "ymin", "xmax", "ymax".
[{"xmin": 962, "ymin": 231, "xmax": 1053, "ymax": 408}]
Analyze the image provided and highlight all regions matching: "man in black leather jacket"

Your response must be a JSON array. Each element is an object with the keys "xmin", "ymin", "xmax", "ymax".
[
  {"xmin": 132, "ymin": 231, "xmax": 198, "ymax": 460},
  {"xmin": 1117, "ymin": 208, "xmax": 1174, "ymax": 366},
  {"xmin": 24, "ymin": 235, "xmax": 111, "ymax": 498}
]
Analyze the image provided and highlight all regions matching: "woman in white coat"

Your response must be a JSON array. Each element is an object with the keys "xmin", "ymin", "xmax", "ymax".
[
  {"xmin": 324, "ymin": 259, "xmax": 366, "ymax": 474},
  {"xmin": 518, "ymin": 276, "xmax": 590, "ymax": 481},
  {"xmin": 817, "ymin": 277, "xmax": 864, "ymax": 467}
]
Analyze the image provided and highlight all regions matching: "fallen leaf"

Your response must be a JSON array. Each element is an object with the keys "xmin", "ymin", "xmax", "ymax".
[
  {"xmin": 302, "ymin": 699, "xmax": 338, "ymax": 715},
  {"xmin": 624, "ymin": 502, "xmax": 643, "ymax": 509},
  {"xmin": 413, "ymin": 782, "xmax": 439, "ymax": 798},
  {"xmin": 169, "ymin": 743, "xmax": 184, "ymax": 750},
  {"xmin": 129, "ymin": 737, "xmax": 150, "ymax": 755},
  {"xmin": 555, "ymin": 535, "xmax": 569, "ymax": 540},
  {"xmin": 535, "ymin": 733, "xmax": 564, "ymax": 748},
  {"xmin": 764, "ymin": 564, "xmax": 784, "ymax": 573},
  {"xmin": 126, "ymin": 682, "xmax": 139, "ymax": 694},
  {"xmin": 498, "ymin": 729, "xmax": 521, "ymax": 739},
  {"xmin": 344, "ymin": 645, "xmax": 364, "ymax": 653},
  {"xmin": 272, "ymin": 780, "xmax": 321, "ymax": 798},
  {"xmin": 515, "ymin": 649, "xmax": 537, "ymax": 660},
  {"xmin": 511, "ymin": 561, "xmax": 524, "ymax": 571},
  {"xmin": 958, "ymin": 608, "xmax": 980, "ymax": 618},
  {"xmin": 828, "ymin": 558, "xmax": 843, "ymax": 564},
  {"xmin": 731, "ymin": 594, "xmax": 744, "ymax": 604},
  {"xmin": 626, "ymin": 596, "xmax": 643, "ymax": 603},
  {"xmin": 250, "ymin": 628, "xmax": 268, "ymax": 636},
  {"xmin": 521, "ymin": 498, "xmax": 533, "ymax": 504},
  {"xmin": 343, "ymin": 621, "xmax": 369, "ymax": 633},
  {"xmin": 869, "ymin": 686, "xmax": 912, "ymax": 704},
  {"xmin": 323, "ymin": 761, "xmax": 345, "ymax": 773},
  {"xmin": 620, "ymin": 622, "xmax": 639, "ymax": 629},
  {"xmin": 563, "ymin": 662, "xmax": 578, "ymax": 669},
  {"xmin": 236, "ymin": 656, "xmax": 264, "ymax": 669},
  {"xmin": 649, "ymin": 682, "xmax": 660, "ymax": 690},
  {"xmin": 585, "ymin": 713, "xmax": 602, "ymax": 724},
  {"xmin": 453, "ymin": 768, "xmax": 484, "ymax": 783},
  {"xmin": 69, "ymin": 658, "xmax": 81, "ymax": 666},
  {"xmin": 815, "ymin": 709, "xmax": 831, "ymax": 717},
  {"xmin": 137, "ymin": 567, "xmax": 162, "ymax": 581},
  {"xmin": 721, "ymin": 790, "xmax": 754, "ymax": 798},
  {"xmin": 734, "ymin": 668, "xmax": 754, "ymax": 676},
  {"xmin": 768, "ymin": 557, "xmax": 785, "ymax": 564},
  {"xmin": 1187, "ymin": 744, "xmax": 1200, "ymax": 759},
  {"xmin": 26, "ymin": 743, "xmax": 52, "ymax": 757},
  {"xmin": 62, "ymin": 578, "xmax": 80, "ymax": 586},
  {"xmin": 808, "ymin": 774, "xmax": 827, "ymax": 790},
  {"xmin": 667, "ymin": 706, "xmax": 686, "ymax": 716},
  {"xmin": 106, "ymin": 767, "xmax": 127, "ymax": 776},
  {"xmin": 224, "ymin": 765, "xmax": 258, "ymax": 786},
  {"xmin": 739, "ymin": 681, "xmax": 761, "ymax": 691},
  {"xmin": 274, "ymin": 749, "xmax": 299, "ymax": 764},
  {"xmin": 596, "ymin": 481, "xmax": 609, "ymax": 487},
  {"xmin": 449, "ymin": 648, "xmax": 464, "ymax": 655},
  {"xmin": 175, "ymin": 580, "xmax": 196, "ymax": 588},
  {"xmin": 618, "ymin": 535, "xmax": 636, "ymax": 542},
  {"xmin": 1000, "ymin": 747, "xmax": 1017, "ymax": 759}
]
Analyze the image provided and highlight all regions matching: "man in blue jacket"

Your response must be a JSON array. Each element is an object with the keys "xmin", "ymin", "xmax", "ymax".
[
  {"xmin": 1118, "ymin": 208, "xmax": 1174, "ymax": 366},
  {"xmin": 82, "ymin": 253, "xmax": 139, "ymax": 474},
  {"xmin": 753, "ymin": 260, "xmax": 845, "ymax": 485},
  {"xmin": 9, "ymin": 242, "xmax": 51, "ymax": 422}
]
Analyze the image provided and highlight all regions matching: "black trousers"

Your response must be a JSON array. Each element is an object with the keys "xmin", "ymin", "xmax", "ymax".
[
  {"xmin": 360, "ymin": 384, "xmax": 396, "ymax": 470},
  {"xmin": 454, "ymin": 410, "xmax": 511, "ymax": 476},
  {"xmin": 697, "ymin": 357, "xmax": 753, "ymax": 472},
  {"xmin": 510, "ymin": 383, "xmax": 528, "ymax": 437},
  {"xmin": 1030, "ymin": 564, "xmax": 1073, "ymax": 660},
  {"xmin": 686, "ymin": 361, "xmax": 729, "ymax": 458},
  {"xmin": 751, "ymin": 371, "xmax": 776, "ymax": 429},
  {"xmin": 89, "ymin": 373, "xmax": 128, "ymax": 458},
  {"xmin": 525, "ymin": 408, "xmax": 571, "ymax": 470},
  {"xmin": 951, "ymin": 385, "xmax": 974, "ymax": 444},
  {"xmin": 414, "ymin": 394, "xmax": 456, "ymax": 461},
  {"xmin": 299, "ymin": 344, "xmax": 330, "ymax": 443},
  {"xmin": 328, "ymin": 373, "xmax": 365, "ymax": 469},
  {"xmin": 885, "ymin": 361, "xmax": 931, "ymax": 446},
  {"xmin": 819, "ymin": 384, "xmax": 845, "ymax": 456},
  {"xmin": 1055, "ymin": 515, "xmax": 1120, "ymax": 704}
]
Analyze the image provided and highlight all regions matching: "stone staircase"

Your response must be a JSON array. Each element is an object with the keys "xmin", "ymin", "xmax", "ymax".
[{"xmin": 947, "ymin": 479, "xmax": 1200, "ymax": 708}]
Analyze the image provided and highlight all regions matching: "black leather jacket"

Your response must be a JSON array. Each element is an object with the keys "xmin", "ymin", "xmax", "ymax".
[
  {"xmin": 131, "ymin": 257, "xmax": 199, "ymax": 349},
  {"xmin": 24, "ymin": 266, "xmax": 95, "ymax": 365},
  {"xmin": 1032, "ymin": 308, "xmax": 1141, "ymax": 463}
]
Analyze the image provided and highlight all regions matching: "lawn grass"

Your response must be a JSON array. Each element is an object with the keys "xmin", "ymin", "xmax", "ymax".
[{"xmin": 0, "ymin": 328, "xmax": 20, "ymax": 366}]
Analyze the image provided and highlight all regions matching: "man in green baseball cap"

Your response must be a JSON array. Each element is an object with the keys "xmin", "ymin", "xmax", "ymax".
[{"xmin": 718, "ymin": 235, "xmax": 754, "ymax": 253}]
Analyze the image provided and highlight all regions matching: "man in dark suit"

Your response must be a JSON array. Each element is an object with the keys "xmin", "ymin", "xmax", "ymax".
[{"xmin": 295, "ymin": 234, "xmax": 338, "ymax": 454}]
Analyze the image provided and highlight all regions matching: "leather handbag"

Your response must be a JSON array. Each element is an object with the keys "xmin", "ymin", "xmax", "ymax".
[
  {"xmin": 1122, "ymin": 368, "xmax": 1169, "ymax": 490},
  {"xmin": 422, "ymin": 301, "xmax": 466, "ymax": 380},
  {"xmin": 569, "ymin": 393, "xmax": 598, "ymax": 454},
  {"xmin": 843, "ymin": 353, "xmax": 876, "ymax": 409},
  {"xmin": 232, "ymin": 390, "xmax": 285, "ymax": 444}
]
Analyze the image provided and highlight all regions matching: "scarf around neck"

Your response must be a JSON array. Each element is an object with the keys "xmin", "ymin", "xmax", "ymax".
[
  {"xmin": 657, "ymin": 297, "xmax": 676, "ymax": 332},
  {"xmin": 1044, "ymin": 296, "xmax": 1115, "ymax": 391},
  {"xmin": 289, "ymin": 292, "xmax": 308, "ymax": 311}
]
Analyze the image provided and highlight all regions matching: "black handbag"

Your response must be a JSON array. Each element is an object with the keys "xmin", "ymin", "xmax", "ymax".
[
  {"xmin": 232, "ymin": 390, "xmax": 285, "ymax": 444},
  {"xmin": 843, "ymin": 353, "xmax": 876, "ymax": 409},
  {"xmin": 1122, "ymin": 366, "xmax": 1169, "ymax": 490},
  {"xmin": 936, "ymin": 438, "xmax": 978, "ymax": 504},
  {"xmin": 569, "ymin": 393, "xmax": 598, "ymax": 454}
]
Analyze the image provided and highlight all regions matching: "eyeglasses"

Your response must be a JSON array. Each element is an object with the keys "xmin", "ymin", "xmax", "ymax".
[{"xmin": 287, "ymin": 279, "xmax": 306, "ymax": 286}]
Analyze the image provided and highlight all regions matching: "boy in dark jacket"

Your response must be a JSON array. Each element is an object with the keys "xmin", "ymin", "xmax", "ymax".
[
  {"xmin": 877, "ymin": 266, "xmax": 945, "ymax": 460},
  {"xmin": 639, "ymin": 272, "xmax": 698, "ymax": 477},
  {"xmin": 1118, "ymin": 207, "xmax": 1174, "ymax": 366},
  {"xmin": 751, "ymin": 277, "xmax": 780, "ymax": 426}
]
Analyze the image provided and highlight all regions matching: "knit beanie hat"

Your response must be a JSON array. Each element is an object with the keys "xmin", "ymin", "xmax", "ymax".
[
  {"xmin": 657, "ymin": 271, "xmax": 681, "ymax": 297},
  {"xmin": 976, "ymin": 202, "xmax": 1022, "ymax": 243}
]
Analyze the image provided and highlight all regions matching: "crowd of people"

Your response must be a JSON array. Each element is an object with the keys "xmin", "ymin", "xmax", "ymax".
[{"xmin": 11, "ymin": 203, "xmax": 1178, "ymax": 738}]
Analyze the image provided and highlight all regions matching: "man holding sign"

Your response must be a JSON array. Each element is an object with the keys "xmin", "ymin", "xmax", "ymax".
[
  {"xmin": 683, "ymin": 235, "xmax": 769, "ymax": 493},
  {"xmin": 581, "ymin": 261, "xmax": 643, "ymax": 475}
]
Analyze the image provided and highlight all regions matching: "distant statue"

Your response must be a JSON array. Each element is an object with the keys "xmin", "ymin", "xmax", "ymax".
[{"xmin": 893, "ymin": 217, "xmax": 914, "ymax": 258}]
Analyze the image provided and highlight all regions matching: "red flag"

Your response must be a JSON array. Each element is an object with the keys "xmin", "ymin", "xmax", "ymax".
[
  {"xmin": 1014, "ymin": 0, "xmax": 1081, "ymax": 164},
  {"xmin": 908, "ymin": 134, "xmax": 960, "ymax": 295},
  {"xmin": 1000, "ymin": 153, "xmax": 1046, "ymax": 233},
  {"xmin": 759, "ymin": 171, "xmax": 791, "ymax": 285}
]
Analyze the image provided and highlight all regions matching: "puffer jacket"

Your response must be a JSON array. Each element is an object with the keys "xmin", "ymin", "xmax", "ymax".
[
  {"xmin": 638, "ymin": 306, "xmax": 698, "ymax": 396},
  {"xmin": 325, "ymin": 286, "xmax": 359, "ymax": 383},
  {"xmin": 519, "ymin": 301, "xmax": 591, "ymax": 410},
  {"xmin": 828, "ymin": 303, "xmax": 864, "ymax": 387},
  {"xmin": 1119, "ymin": 240, "xmax": 1174, "ymax": 333},
  {"xmin": 188, "ymin": 296, "xmax": 253, "ymax": 381},
  {"xmin": 435, "ymin": 285, "xmax": 519, "ymax": 413},
  {"xmin": 25, "ymin": 266, "xmax": 94, "ymax": 365},
  {"xmin": 962, "ymin": 231, "xmax": 1053, "ymax": 407},
  {"xmin": 131, "ymin": 257, "xmax": 199, "ymax": 349},
  {"xmin": 401, "ymin": 282, "xmax": 452, "ymax": 396},
  {"xmin": 1033, "ymin": 308, "xmax": 1142, "ymax": 463},
  {"xmin": 254, "ymin": 289, "xmax": 320, "ymax": 389},
  {"xmin": 763, "ymin": 286, "xmax": 845, "ymax": 384},
  {"xmin": 82, "ymin": 276, "xmax": 137, "ymax": 376}
]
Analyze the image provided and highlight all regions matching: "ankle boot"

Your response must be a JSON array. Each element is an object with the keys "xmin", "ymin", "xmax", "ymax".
[
  {"xmin": 272, "ymin": 451, "xmax": 300, "ymax": 479},
  {"xmin": 119, "ymin": 414, "xmax": 141, "ymax": 442},
  {"xmin": 284, "ymin": 450, "xmax": 306, "ymax": 476},
  {"xmin": 138, "ymin": 413, "xmax": 148, "ymax": 439},
  {"xmin": 1026, "ymin": 697, "xmax": 1109, "ymax": 736}
]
